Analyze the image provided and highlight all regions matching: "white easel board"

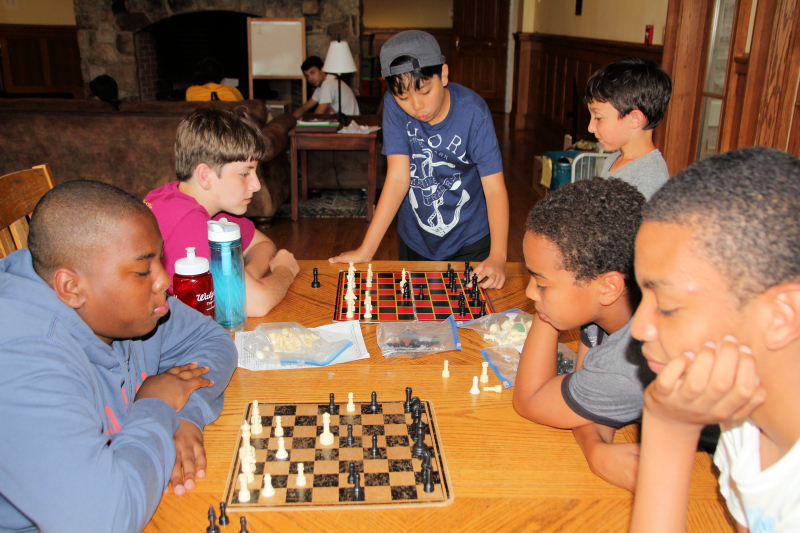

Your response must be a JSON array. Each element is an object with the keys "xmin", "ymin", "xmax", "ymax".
[{"xmin": 247, "ymin": 18, "xmax": 306, "ymax": 100}]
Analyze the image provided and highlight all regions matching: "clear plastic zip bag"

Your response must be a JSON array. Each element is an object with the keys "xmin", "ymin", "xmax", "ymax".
[
  {"xmin": 242, "ymin": 322, "xmax": 352, "ymax": 367},
  {"xmin": 459, "ymin": 309, "xmax": 534, "ymax": 347},
  {"xmin": 481, "ymin": 342, "xmax": 577, "ymax": 388},
  {"xmin": 377, "ymin": 316, "xmax": 461, "ymax": 359}
]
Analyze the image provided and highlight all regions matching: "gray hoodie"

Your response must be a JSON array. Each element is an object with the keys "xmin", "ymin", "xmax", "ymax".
[{"xmin": 0, "ymin": 249, "xmax": 237, "ymax": 533}]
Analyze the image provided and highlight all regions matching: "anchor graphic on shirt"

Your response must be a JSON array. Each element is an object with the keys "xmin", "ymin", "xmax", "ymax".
[{"xmin": 408, "ymin": 149, "xmax": 471, "ymax": 237}]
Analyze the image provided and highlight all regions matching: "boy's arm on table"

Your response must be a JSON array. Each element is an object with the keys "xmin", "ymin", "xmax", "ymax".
[
  {"xmin": 292, "ymin": 97, "xmax": 319, "ymax": 118},
  {"xmin": 573, "ymin": 423, "xmax": 640, "ymax": 492},
  {"xmin": 243, "ymin": 248, "xmax": 299, "ymax": 317},
  {"xmin": 0, "ymin": 340, "xmax": 181, "ymax": 533},
  {"xmin": 243, "ymin": 229, "xmax": 278, "ymax": 280},
  {"xmin": 512, "ymin": 314, "xmax": 594, "ymax": 428},
  {"xmin": 329, "ymin": 154, "xmax": 411, "ymax": 263},
  {"xmin": 630, "ymin": 339, "xmax": 765, "ymax": 533},
  {"xmin": 472, "ymin": 171, "xmax": 509, "ymax": 289}
]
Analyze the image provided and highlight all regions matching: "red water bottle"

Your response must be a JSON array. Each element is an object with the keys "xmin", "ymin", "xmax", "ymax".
[{"xmin": 173, "ymin": 247, "xmax": 215, "ymax": 317}]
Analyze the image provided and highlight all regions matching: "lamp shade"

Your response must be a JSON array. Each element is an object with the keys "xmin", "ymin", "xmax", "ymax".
[{"xmin": 323, "ymin": 41, "xmax": 357, "ymax": 74}]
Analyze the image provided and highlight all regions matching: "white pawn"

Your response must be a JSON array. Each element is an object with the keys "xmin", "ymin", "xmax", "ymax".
[
  {"xmin": 363, "ymin": 292, "xmax": 372, "ymax": 320},
  {"xmin": 442, "ymin": 360, "xmax": 450, "ymax": 378},
  {"xmin": 470, "ymin": 376, "xmax": 481, "ymax": 394},
  {"xmin": 252, "ymin": 400, "xmax": 261, "ymax": 417},
  {"xmin": 346, "ymin": 298, "xmax": 355, "ymax": 319},
  {"xmin": 238, "ymin": 473, "xmax": 251, "ymax": 503},
  {"xmin": 275, "ymin": 436, "xmax": 288, "ymax": 460},
  {"xmin": 295, "ymin": 463, "xmax": 307, "ymax": 487},
  {"xmin": 346, "ymin": 392, "xmax": 355, "ymax": 412},
  {"xmin": 274, "ymin": 416, "xmax": 284, "ymax": 437},
  {"xmin": 241, "ymin": 420, "xmax": 251, "ymax": 440},
  {"xmin": 480, "ymin": 361, "xmax": 490, "ymax": 383},
  {"xmin": 261, "ymin": 473, "xmax": 276, "ymax": 497},
  {"xmin": 484, "ymin": 385, "xmax": 503, "ymax": 392},
  {"xmin": 320, "ymin": 412, "xmax": 334, "ymax": 445},
  {"xmin": 251, "ymin": 408, "xmax": 262, "ymax": 435}
]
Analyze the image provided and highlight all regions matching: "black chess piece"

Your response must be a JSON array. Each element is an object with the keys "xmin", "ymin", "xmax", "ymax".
[
  {"xmin": 353, "ymin": 473, "xmax": 365, "ymax": 501},
  {"xmin": 370, "ymin": 434, "xmax": 379, "ymax": 457},
  {"xmin": 206, "ymin": 504, "xmax": 220, "ymax": 533},
  {"xmin": 239, "ymin": 516, "xmax": 249, "ymax": 533},
  {"xmin": 420, "ymin": 449, "xmax": 435, "ymax": 493},
  {"xmin": 479, "ymin": 299, "xmax": 487, "ymax": 317},
  {"xmin": 348, "ymin": 461, "xmax": 356, "ymax": 484},
  {"xmin": 472, "ymin": 273, "xmax": 479, "ymax": 294},
  {"xmin": 412, "ymin": 422, "xmax": 428, "ymax": 458},
  {"xmin": 404, "ymin": 387, "xmax": 413, "ymax": 412},
  {"xmin": 370, "ymin": 391, "xmax": 379, "ymax": 413},
  {"xmin": 458, "ymin": 295, "xmax": 466, "ymax": 317},
  {"xmin": 311, "ymin": 267, "xmax": 321, "ymax": 288},
  {"xmin": 416, "ymin": 285, "xmax": 424, "ymax": 300},
  {"xmin": 328, "ymin": 393, "xmax": 336, "ymax": 415},
  {"xmin": 403, "ymin": 281, "xmax": 411, "ymax": 300},
  {"xmin": 449, "ymin": 276, "xmax": 456, "ymax": 293},
  {"xmin": 346, "ymin": 424, "xmax": 355, "ymax": 446},
  {"xmin": 447, "ymin": 262, "xmax": 451, "ymax": 274},
  {"xmin": 218, "ymin": 502, "xmax": 229, "ymax": 526}
]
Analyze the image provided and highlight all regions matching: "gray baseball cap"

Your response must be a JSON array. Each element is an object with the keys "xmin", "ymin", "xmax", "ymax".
[{"xmin": 380, "ymin": 30, "xmax": 445, "ymax": 78}]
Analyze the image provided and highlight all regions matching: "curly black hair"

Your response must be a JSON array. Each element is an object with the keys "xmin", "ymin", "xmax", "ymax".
[
  {"xmin": 526, "ymin": 177, "xmax": 645, "ymax": 294},
  {"xmin": 644, "ymin": 146, "xmax": 800, "ymax": 305},
  {"xmin": 584, "ymin": 58, "xmax": 672, "ymax": 130}
]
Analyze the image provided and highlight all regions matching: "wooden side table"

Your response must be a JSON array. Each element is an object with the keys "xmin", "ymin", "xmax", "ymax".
[{"xmin": 289, "ymin": 126, "xmax": 379, "ymax": 222}]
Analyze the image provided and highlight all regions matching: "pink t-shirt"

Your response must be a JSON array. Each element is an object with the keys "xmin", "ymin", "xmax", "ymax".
[{"xmin": 144, "ymin": 181, "xmax": 255, "ymax": 293}]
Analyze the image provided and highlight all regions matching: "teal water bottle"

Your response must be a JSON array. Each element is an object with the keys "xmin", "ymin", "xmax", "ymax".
[{"xmin": 208, "ymin": 218, "xmax": 246, "ymax": 332}]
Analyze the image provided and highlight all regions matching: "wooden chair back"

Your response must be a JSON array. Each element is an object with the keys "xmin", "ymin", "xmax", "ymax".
[{"xmin": 0, "ymin": 164, "xmax": 55, "ymax": 258}]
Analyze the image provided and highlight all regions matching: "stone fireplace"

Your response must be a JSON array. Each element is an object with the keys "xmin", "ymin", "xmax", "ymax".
[{"xmin": 73, "ymin": 0, "xmax": 361, "ymax": 101}]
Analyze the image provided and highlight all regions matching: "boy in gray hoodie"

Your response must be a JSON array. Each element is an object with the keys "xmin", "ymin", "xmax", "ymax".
[{"xmin": 0, "ymin": 180, "xmax": 237, "ymax": 533}]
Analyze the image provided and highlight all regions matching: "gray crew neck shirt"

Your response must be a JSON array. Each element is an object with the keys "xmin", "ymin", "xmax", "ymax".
[{"xmin": 600, "ymin": 149, "xmax": 669, "ymax": 199}]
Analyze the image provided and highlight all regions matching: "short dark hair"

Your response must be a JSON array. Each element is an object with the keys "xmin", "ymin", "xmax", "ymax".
[
  {"xmin": 526, "ymin": 177, "xmax": 645, "ymax": 296},
  {"xmin": 644, "ymin": 146, "xmax": 800, "ymax": 304},
  {"xmin": 89, "ymin": 75, "xmax": 118, "ymax": 103},
  {"xmin": 385, "ymin": 55, "xmax": 443, "ymax": 96},
  {"xmin": 192, "ymin": 58, "xmax": 225, "ymax": 85},
  {"xmin": 584, "ymin": 58, "xmax": 672, "ymax": 130},
  {"xmin": 301, "ymin": 56, "xmax": 324, "ymax": 73},
  {"xmin": 28, "ymin": 180, "xmax": 154, "ymax": 281},
  {"xmin": 175, "ymin": 107, "xmax": 267, "ymax": 181}
]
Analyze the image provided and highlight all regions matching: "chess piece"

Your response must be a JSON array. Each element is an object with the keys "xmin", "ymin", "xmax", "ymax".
[
  {"xmin": 241, "ymin": 420, "xmax": 251, "ymax": 440},
  {"xmin": 370, "ymin": 434, "xmax": 379, "ymax": 457},
  {"xmin": 311, "ymin": 267, "xmax": 321, "ymax": 288},
  {"xmin": 275, "ymin": 436, "xmax": 288, "ymax": 459},
  {"xmin": 442, "ymin": 360, "xmax": 450, "ymax": 378},
  {"xmin": 295, "ymin": 463, "xmax": 307, "ymax": 487},
  {"xmin": 274, "ymin": 415, "xmax": 284, "ymax": 437},
  {"xmin": 237, "ymin": 473, "xmax": 250, "ymax": 503},
  {"xmin": 480, "ymin": 361, "xmax": 490, "ymax": 383},
  {"xmin": 370, "ymin": 391, "xmax": 379, "ymax": 413},
  {"xmin": 348, "ymin": 461, "xmax": 356, "ymax": 484},
  {"xmin": 470, "ymin": 376, "xmax": 480, "ymax": 394},
  {"xmin": 346, "ymin": 392, "xmax": 355, "ymax": 412},
  {"xmin": 320, "ymin": 412, "xmax": 334, "ymax": 445},
  {"xmin": 218, "ymin": 502, "xmax": 229, "ymax": 526},
  {"xmin": 363, "ymin": 291, "xmax": 372, "ymax": 320},
  {"xmin": 420, "ymin": 449, "xmax": 435, "ymax": 493},
  {"xmin": 206, "ymin": 504, "xmax": 220, "ymax": 533},
  {"xmin": 366, "ymin": 263, "xmax": 372, "ymax": 288},
  {"xmin": 250, "ymin": 411, "xmax": 262, "ymax": 435},
  {"xmin": 261, "ymin": 473, "xmax": 275, "ymax": 497},
  {"xmin": 328, "ymin": 393, "xmax": 336, "ymax": 415},
  {"xmin": 346, "ymin": 298, "xmax": 355, "ymax": 319},
  {"xmin": 346, "ymin": 424, "xmax": 355, "ymax": 446},
  {"xmin": 352, "ymin": 473, "xmax": 365, "ymax": 501},
  {"xmin": 484, "ymin": 385, "xmax": 503, "ymax": 392},
  {"xmin": 479, "ymin": 299, "xmax": 487, "ymax": 317},
  {"xmin": 404, "ymin": 387, "xmax": 413, "ymax": 412},
  {"xmin": 239, "ymin": 516, "xmax": 249, "ymax": 533}
]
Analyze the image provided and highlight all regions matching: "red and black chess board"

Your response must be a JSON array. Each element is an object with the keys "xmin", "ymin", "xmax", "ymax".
[
  {"xmin": 223, "ymin": 398, "xmax": 454, "ymax": 510},
  {"xmin": 333, "ymin": 270, "xmax": 495, "ymax": 322}
]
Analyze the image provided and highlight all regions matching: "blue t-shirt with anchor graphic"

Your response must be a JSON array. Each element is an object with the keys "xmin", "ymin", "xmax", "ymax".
[{"xmin": 382, "ymin": 82, "xmax": 503, "ymax": 260}]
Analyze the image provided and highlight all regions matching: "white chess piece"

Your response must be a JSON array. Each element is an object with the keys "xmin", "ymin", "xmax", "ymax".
[
  {"xmin": 346, "ymin": 392, "xmax": 355, "ymax": 412},
  {"xmin": 252, "ymin": 400, "xmax": 260, "ymax": 417},
  {"xmin": 261, "ymin": 473, "xmax": 276, "ymax": 497},
  {"xmin": 442, "ymin": 360, "xmax": 450, "ymax": 378},
  {"xmin": 480, "ymin": 361, "xmax": 490, "ymax": 383},
  {"xmin": 320, "ymin": 412, "xmax": 334, "ymax": 445},
  {"xmin": 274, "ymin": 416, "xmax": 284, "ymax": 437},
  {"xmin": 275, "ymin": 436, "xmax": 288, "ymax": 460},
  {"xmin": 363, "ymin": 292, "xmax": 372, "ymax": 320},
  {"xmin": 251, "ymin": 407, "xmax": 263, "ymax": 435},
  {"xmin": 366, "ymin": 264, "xmax": 372, "ymax": 288},
  {"xmin": 401, "ymin": 268, "xmax": 407, "ymax": 289},
  {"xmin": 242, "ymin": 456, "xmax": 255, "ymax": 483},
  {"xmin": 241, "ymin": 420, "xmax": 251, "ymax": 440},
  {"xmin": 346, "ymin": 298, "xmax": 355, "ymax": 319},
  {"xmin": 295, "ymin": 463, "xmax": 307, "ymax": 487},
  {"xmin": 238, "ymin": 473, "xmax": 251, "ymax": 503},
  {"xmin": 483, "ymin": 385, "xmax": 503, "ymax": 392},
  {"xmin": 470, "ymin": 376, "xmax": 480, "ymax": 394}
]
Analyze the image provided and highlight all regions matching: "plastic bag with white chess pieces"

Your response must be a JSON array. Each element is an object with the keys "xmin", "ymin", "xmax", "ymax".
[
  {"xmin": 376, "ymin": 316, "xmax": 461, "ymax": 359},
  {"xmin": 242, "ymin": 322, "xmax": 352, "ymax": 366},
  {"xmin": 480, "ymin": 342, "xmax": 576, "ymax": 388},
  {"xmin": 458, "ymin": 309, "xmax": 534, "ymax": 347}
]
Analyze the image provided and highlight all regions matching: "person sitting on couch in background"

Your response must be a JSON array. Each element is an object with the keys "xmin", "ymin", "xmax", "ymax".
[
  {"xmin": 185, "ymin": 58, "xmax": 243, "ymax": 102},
  {"xmin": 89, "ymin": 74, "xmax": 121, "ymax": 110}
]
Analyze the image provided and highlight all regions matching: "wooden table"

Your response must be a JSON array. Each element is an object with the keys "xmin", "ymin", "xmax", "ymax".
[
  {"xmin": 143, "ymin": 261, "xmax": 734, "ymax": 533},
  {"xmin": 289, "ymin": 123, "xmax": 379, "ymax": 222}
]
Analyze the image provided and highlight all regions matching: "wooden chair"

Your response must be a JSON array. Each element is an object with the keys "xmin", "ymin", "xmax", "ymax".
[{"xmin": 0, "ymin": 164, "xmax": 55, "ymax": 258}]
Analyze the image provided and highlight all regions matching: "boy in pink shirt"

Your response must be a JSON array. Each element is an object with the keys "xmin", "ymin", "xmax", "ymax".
[{"xmin": 146, "ymin": 108, "xmax": 299, "ymax": 317}]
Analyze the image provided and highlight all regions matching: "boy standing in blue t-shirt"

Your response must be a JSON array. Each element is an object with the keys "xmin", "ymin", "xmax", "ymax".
[{"xmin": 329, "ymin": 30, "xmax": 509, "ymax": 289}]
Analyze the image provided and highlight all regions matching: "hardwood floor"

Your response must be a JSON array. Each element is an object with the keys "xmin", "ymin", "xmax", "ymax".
[{"xmin": 258, "ymin": 114, "xmax": 548, "ymax": 262}]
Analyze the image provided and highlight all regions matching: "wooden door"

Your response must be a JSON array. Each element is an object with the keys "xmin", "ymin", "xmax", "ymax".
[{"xmin": 450, "ymin": 0, "xmax": 510, "ymax": 113}]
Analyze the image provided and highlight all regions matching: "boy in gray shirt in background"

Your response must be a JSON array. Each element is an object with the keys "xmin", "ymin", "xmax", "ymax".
[{"xmin": 585, "ymin": 58, "xmax": 672, "ymax": 199}]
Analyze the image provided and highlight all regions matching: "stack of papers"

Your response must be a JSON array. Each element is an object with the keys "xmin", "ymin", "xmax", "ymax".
[{"xmin": 297, "ymin": 119, "xmax": 339, "ymax": 127}]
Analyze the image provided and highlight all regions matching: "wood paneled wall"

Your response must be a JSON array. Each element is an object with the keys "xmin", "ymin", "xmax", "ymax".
[
  {"xmin": 512, "ymin": 33, "xmax": 663, "ymax": 151},
  {"xmin": 0, "ymin": 24, "xmax": 84, "ymax": 98}
]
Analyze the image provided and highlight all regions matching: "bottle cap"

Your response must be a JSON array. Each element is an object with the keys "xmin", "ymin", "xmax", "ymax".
[
  {"xmin": 207, "ymin": 218, "xmax": 242, "ymax": 242},
  {"xmin": 174, "ymin": 247, "xmax": 210, "ymax": 276}
]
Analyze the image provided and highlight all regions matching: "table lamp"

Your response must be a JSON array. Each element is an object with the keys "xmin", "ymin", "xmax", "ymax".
[{"xmin": 322, "ymin": 38, "xmax": 357, "ymax": 126}]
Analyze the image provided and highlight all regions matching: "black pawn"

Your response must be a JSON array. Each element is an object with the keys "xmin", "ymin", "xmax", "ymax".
[
  {"xmin": 370, "ymin": 434, "xmax": 379, "ymax": 457},
  {"xmin": 218, "ymin": 502, "xmax": 229, "ymax": 526},
  {"xmin": 412, "ymin": 422, "xmax": 427, "ymax": 458},
  {"xmin": 348, "ymin": 461, "xmax": 356, "ymax": 484},
  {"xmin": 420, "ymin": 449, "xmax": 435, "ymax": 493},
  {"xmin": 328, "ymin": 393, "xmax": 336, "ymax": 415},
  {"xmin": 346, "ymin": 424, "xmax": 355, "ymax": 446},
  {"xmin": 239, "ymin": 516, "xmax": 248, "ymax": 533},
  {"xmin": 207, "ymin": 505, "xmax": 220, "ymax": 533},
  {"xmin": 370, "ymin": 391, "xmax": 379, "ymax": 413},
  {"xmin": 416, "ymin": 285, "xmax": 424, "ymax": 300},
  {"xmin": 311, "ymin": 267, "xmax": 321, "ymax": 288},
  {"xmin": 353, "ymin": 473, "xmax": 365, "ymax": 501},
  {"xmin": 479, "ymin": 299, "xmax": 487, "ymax": 317},
  {"xmin": 404, "ymin": 386, "xmax": 413, "ymax": 412},
  {"xmin": 458, "ymin": 293, "xmax": 466, "ymax": 317}
]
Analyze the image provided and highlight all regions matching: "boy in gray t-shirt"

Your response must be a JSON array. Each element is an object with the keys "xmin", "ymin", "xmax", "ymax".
[
  {"xmin": 513, "ymin": 177, "xmax": 653, "ymax": 492},
  {"xmin": 585, "ymin": 58, "xmax": 672, "ymax": 199}
]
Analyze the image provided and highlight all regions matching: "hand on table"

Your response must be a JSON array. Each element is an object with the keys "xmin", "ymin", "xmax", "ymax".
[
  {"xmin": 169, "ymin": 419, "xmax": 206, "ymax": 496},
  {"xmin": 134, "ymin": 362, "xmax": 213, "ymax": 412},
  {"xmin": 645, "ymin": 336, "xmax": 766, "ymax": 430},
  {"xmin": 470, "ymin": 254, "xmax": 506, "ymax": 289},
  {"xmin": 329, "ymin": 247, "xmax": 373, "ymax": 265}
]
